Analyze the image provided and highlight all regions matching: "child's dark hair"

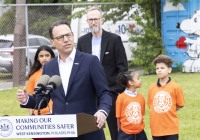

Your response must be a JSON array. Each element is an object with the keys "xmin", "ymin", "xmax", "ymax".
[
  {"xmin": 28, "ymin": 45, "xmax": 55, "ymax": 78},
  {"xmin": 116, "ymin": 71, "xmax": 136, "ymax": 92},
  {"xmin": 153, "ymin": 55, "xmax": 174, "ymax": 68}
]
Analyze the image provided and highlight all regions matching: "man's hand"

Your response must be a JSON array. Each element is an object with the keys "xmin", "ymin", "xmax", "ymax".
[
  {"xmin": 17, "ymin": 89, "xmax": 28, "ymax": 104},
  {"xmin": 94, "ymin": 111, "xmax": 107, "ymax": 129}
]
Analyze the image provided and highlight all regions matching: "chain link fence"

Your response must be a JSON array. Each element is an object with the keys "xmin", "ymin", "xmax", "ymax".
[{"xmin": 0, "ymin": 2, "xmax": 135, "ymax": 90}]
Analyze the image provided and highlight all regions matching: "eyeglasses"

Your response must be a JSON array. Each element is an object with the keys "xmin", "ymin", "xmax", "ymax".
[
  {"xmin": 87, "ymin": 18, "xmax": 101, "ymax": 23},
  {"xmin": 53, "ymin": 32, "xmax": 73, "ymax": 41}
]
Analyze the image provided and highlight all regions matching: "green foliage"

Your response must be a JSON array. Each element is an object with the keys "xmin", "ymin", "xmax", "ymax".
[
  {"xmin": 4, "ymin": 0, "xmax": 15, "ymax": 4},
  {"xmin": 4, "ymin": 0, "xmax": 74, "ymax": 4},
  {"xmin": 0, "ymin": 9, "xmax": 15, "ymax": 34},
  {"xmin": 128, "ymin": 0, "xmax": 164, "ymax": 73},
  {"xmin": 28, "ymin": 6, "xmax": 69, "ymax": 37},
  {"xmin": 172, "ymin": 64, "xmax": 183, "ymax": 72},
  {"xmin": 70, "ymin": 1, "xmax": 134, "ymax": 22},
  {"xmin": 0, "ymin": 5, "xmax": 70, "ymax": 37},
  {"xmin": 30, "ymin": 17, "xmax": 58, "ymax": 37}
]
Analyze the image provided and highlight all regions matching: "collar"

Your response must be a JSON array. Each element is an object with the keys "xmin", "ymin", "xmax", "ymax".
[
  {"xmin": 157, "ymin": 77, "xmax": 171, "ymax": 87},
  {"xmin": 124, "ymin": 89, "xmax": 137, "ymax": 97},
  {"xmin": 57, "ymin": 48, "xmax": 76, "ymax": 63}
]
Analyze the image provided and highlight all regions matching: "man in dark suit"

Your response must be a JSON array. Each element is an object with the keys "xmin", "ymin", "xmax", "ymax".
[
  {"xmin": 77, "ymin": 6, "xmax": 128, "ymax": 140},
  {"xmin": 17, "ymin": 20, "xmax": 112, "ymax": 140}
]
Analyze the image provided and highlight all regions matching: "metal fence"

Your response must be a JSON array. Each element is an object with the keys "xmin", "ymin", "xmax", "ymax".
[{"xmin": 0, "ymin": 2, "xmax": 134, "ymax": 90}]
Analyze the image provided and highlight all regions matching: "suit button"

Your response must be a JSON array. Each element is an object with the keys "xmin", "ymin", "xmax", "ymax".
[{"xmin": 66, "ymin": 102, "xmax": 69, "ymax": 105}]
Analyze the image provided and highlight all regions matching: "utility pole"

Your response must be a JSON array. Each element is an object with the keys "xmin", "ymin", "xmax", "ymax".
[{"xmin": 13, "ymin": 0, "xmax": 26, "ymax": 87}]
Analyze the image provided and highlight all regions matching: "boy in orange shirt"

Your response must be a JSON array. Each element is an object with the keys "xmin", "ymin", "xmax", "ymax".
[
  {"xmin": 116, "ymin": 71, "xmax": 147, "ymax": 140},
  {"xmin": 148, "ymin": 55, "xmax": 185, "ymax": 140}
]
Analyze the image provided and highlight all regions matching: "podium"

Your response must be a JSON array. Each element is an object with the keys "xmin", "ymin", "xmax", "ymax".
[
  {"xmin": 77, "ymin": 113, "xmax": 100, "ymax": 136},
  {"xmin": 0, "ymin": 113, "xmax": 103, "ymax": 139}
]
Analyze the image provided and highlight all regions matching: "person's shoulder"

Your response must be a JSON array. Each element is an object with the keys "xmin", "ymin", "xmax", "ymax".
[
  {"xmin": 117, "ymin": 92, "xmax": 126, "ymax": 99},
  {"xmin": 137, "ymin": 92, "xmax": 145, "ymax": 97},
  {"xmin": 137, "ymin": 92, "xmax": 145, "ymax": 99},
  {"xmin": 170, "ymin": 80, "xmax": 183, "ymax": 89},
  {"xmin": 78, "ymin": 32, "xmax": 92, "ymax": 40},
  {"xmin": 148, "ymin": 82, "xmax": 157, "ymax": 89},
  {"xmin": 30, "ymin": 69, "xmax": 41, "ymax": 77},
  {"xmin": 103, "ymin": 29, "xmax": 119, "ymax": 36},
  {"xmin": 103, "ymin": 29, "xmax": 121, "ymax": 38},
  {"xmin": 28, "ymin": 69, "xmax": 41, "ymax": 83}
]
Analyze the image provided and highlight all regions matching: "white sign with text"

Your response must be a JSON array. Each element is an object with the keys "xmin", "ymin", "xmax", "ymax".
[{"xmin": 0, "ymin": 114, "xmax": 77, "ymax": 138}]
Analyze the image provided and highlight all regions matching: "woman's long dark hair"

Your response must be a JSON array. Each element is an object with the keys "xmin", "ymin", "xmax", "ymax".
[{"xmin": 28, "ymin": 45, "xmax": 55, "ymax": 78}]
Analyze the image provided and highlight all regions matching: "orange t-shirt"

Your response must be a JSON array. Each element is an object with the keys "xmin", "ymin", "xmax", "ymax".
[
  {"xmin": 25, "ymin": 69, "xmax": 53, "ymax": 115},
  {"xmin": 147, "ymin": 80, "xmax": 185, "ymax": 136},
  {"xmin": 116, "ymin": 92, "xmax": 145, "ymax": 134}
]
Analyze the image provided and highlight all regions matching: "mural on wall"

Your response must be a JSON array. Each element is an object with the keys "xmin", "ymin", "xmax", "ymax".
[
  {"xmin": 177, "ymin": 10, "xmax": 200, "ymax": 72},
  {"xmin": 162, "ymin": 0, "xmax": 200, "ymax": 72}
]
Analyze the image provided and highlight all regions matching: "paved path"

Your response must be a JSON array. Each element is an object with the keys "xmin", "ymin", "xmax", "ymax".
[{"xmin": 0, "ymin": 82, "xmax": 13, "ymax": 90}]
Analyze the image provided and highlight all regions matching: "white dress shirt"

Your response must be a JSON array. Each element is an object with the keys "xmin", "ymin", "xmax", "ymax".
[
  {"xmin": 92, "ymin": 36, "xmax": 101, "ymax": 60},
  {"xmin": 58, "ymin": 48, "xmax": 76, "ymax": 95}
]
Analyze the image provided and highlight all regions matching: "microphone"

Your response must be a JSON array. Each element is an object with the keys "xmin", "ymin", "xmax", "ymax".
[
  {"xmin": 45, "ymin": 75, "xmax": 62, "ymax": 95},
  {"xmin": 33, "ymin": 75, "xmax": 50, "ymax": 95}
]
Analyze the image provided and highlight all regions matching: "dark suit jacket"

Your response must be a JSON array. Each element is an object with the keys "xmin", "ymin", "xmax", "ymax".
[
  {"xmin": 21, "ymin": 50, "xmax": 112, "ymax": 140},
  {"xmin": 77, "ymin": 29, "xmax": 128, "ymax": 93}
]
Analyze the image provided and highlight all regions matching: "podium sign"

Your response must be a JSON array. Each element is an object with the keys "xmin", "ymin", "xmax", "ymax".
[
  {"xmin": 0, "ymin": 114, "xmax": 78, "ymax": 138},
  {"xmin": 0, "ymin": 113, "xmax": 100, "ymax": 139}
]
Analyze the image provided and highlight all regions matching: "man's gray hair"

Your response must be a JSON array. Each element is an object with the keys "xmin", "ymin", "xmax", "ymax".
[{"xmin": 86, "ymin": 6, "xmax": 103, "ymax": 17}]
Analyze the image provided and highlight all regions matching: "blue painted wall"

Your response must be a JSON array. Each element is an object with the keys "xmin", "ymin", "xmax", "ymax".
[{"xmin": 161, "ymin": 0, "xmax": 200, "ymax": 69}]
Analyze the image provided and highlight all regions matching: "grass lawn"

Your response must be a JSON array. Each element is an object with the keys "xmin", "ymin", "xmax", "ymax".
[{"xmin": 0, "ymin": 72, "xmax": 199, "ymax": 140}]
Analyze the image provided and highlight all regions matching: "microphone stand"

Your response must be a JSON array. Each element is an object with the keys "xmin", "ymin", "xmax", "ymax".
[{"xmin": 37, "ymin": 95, "xmax": 49, "ymax": 115}]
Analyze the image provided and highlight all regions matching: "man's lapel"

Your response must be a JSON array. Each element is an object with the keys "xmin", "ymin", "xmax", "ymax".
[
  {"xmin": 100, "ymin": 30, "xmax": 108, "ymax": 63},
  {"xmin": 86, "ymin": 33, "xmax": 92, "ymax": 54},
  {"xmin": 67, "ymin": 50, "xmax": 82, "ymax": 95}
]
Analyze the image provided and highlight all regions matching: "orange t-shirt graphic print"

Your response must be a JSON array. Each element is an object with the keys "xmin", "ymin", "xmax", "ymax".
[
  {"xmin": 153, "ymin": 91, "xmax": 172, "ymax": 113},
  {"xmin": 125, "ymin": 102, "xmax": 142, "ymax": 124}
]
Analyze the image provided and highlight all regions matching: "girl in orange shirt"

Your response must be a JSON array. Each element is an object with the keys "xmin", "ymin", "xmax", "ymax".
[
  {"xmin": 25, "ymin": 45, "xmax": 59, "ymax": 140},
  {"xmin": 116, "ymin": 71, "xmax": 147, "ymax": 140}
]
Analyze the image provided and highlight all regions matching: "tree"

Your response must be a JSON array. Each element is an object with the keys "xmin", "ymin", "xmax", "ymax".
[{"xmin": 13, "ymin": 0, "xmax": 26, "ymax": 86}]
